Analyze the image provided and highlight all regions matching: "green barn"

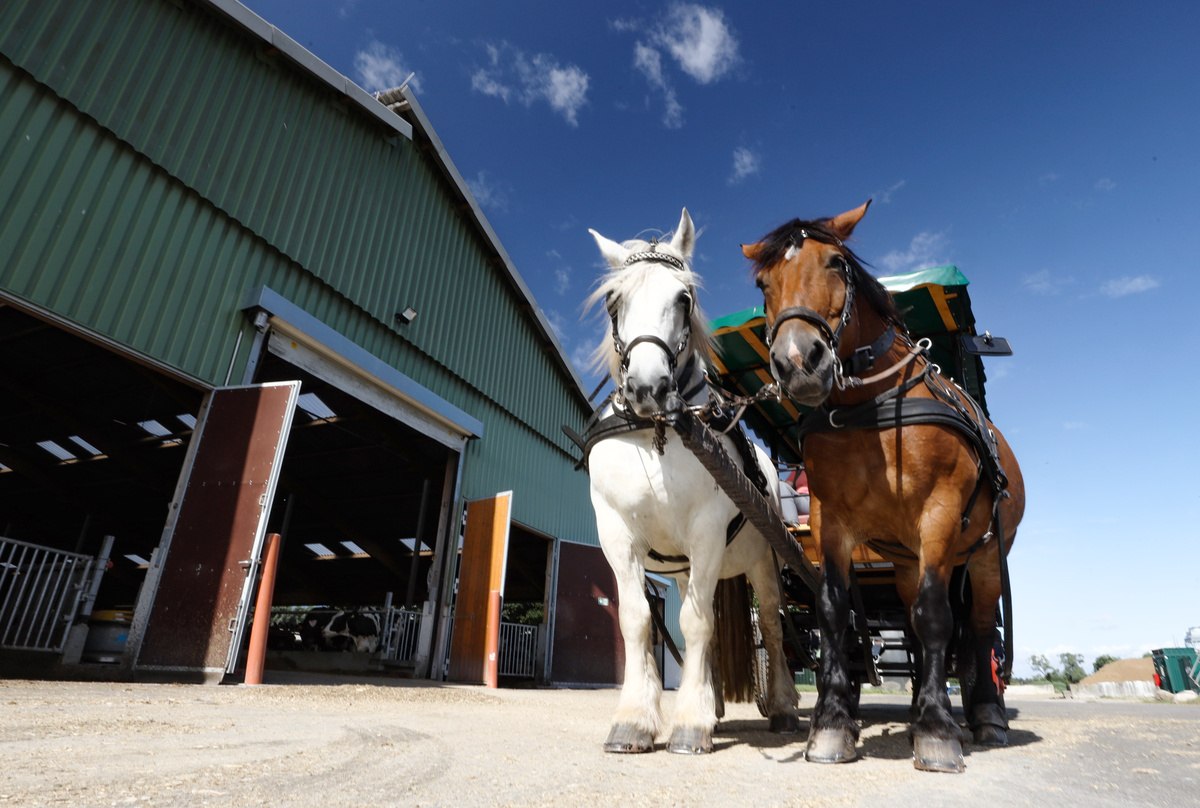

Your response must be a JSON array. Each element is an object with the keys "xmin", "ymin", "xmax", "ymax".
[{"xmin": 0, "ymin": 0, "xmax": 629, "ymax": 686}]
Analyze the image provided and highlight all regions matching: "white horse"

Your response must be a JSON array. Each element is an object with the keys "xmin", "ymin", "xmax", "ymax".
[{"xmin": 584, "ymin": 209, "xmax": 800, "ymax": 754}]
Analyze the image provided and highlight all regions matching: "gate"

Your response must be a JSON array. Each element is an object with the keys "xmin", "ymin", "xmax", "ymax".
[
  {"xmin": 0, "ymin": 536, "xmax": 105, "ymax": 653},
  {"xmin": 498, "ymin": 622, "xmax": 539, "ymax": 678},
  {"xmin": 379, "ymin": 607, "xmax": 423, "ymax": 662}
]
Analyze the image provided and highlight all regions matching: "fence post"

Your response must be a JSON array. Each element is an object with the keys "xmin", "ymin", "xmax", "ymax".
[{"xmin": 243, "ymin": 533, "xmax": 281, "ymax": 685}]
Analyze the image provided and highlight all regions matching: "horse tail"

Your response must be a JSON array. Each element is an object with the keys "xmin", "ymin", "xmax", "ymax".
[{"xmin": 713, "ymin": 575, "xmax": 757, "ymax": 704}]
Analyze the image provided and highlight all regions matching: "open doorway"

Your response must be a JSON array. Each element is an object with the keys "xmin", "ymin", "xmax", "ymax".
[{"xmin": 246, "ymin": 351, "xmax": 458, "ymax": 678}]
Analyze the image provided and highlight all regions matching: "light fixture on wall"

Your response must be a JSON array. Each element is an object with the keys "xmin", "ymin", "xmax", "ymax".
[{"xmin": 395, "ymin": 306, "xmax": 418, "ymax": 325}]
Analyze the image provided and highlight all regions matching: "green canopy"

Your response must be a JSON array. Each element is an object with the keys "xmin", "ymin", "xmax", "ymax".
[{"xmin": 709, "ymin": 265, "xmax": 995, "ymax": 463}]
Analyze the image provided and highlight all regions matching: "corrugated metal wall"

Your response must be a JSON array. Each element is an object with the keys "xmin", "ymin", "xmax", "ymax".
[{"xmin": 0, "ymin": 0, "xmax": 598, "ymax": 544}]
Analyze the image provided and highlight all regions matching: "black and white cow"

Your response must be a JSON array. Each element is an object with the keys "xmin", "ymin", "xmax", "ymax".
[{"xmin": 299, "ymin": 609, "xmax": 379, "ymax": 653}]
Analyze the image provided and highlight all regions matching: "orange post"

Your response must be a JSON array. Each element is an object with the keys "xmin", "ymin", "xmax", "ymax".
[
  {"xmin": 243, "ymin": 532, "xmax": 282, "ymax": 685},
  {"xmin": 484, "ymin": 590, "xmax": 502, "ymax": 689}
]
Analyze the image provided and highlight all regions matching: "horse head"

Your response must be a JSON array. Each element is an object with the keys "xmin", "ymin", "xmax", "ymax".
[
  {"xmin": 588, "ymin": 209, "xmax": 706, "ymax": 418},
  {"xmin": 742, "ymin": 200, "xmax": 900, "ymax": 407}
]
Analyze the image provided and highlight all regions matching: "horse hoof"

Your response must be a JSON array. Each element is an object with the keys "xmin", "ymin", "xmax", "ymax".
[
  {"xmin": 603, "ymin": 723, "xmax": 654, "ymax": 753},
  {"xmin": 667, "ymin": 726, "xmax": 713, "ymax": 754},
  {"xmin": 769, "ymin": 713, "xmax": 802, "ymax": 735},
  {"xmin": 913, "ymin": 735, "xmax": 965, "ymax": 773},
  {"xmin": 973, "ymin": 723, "xmax": 1008, "ymax": 747},
  {"xmin": 970, "ymin": 703, "xmax": 1008, "ymax": 746},
  {"xmin": 806, "ymin": 728, "xmax": 857, "ymax": 763}
]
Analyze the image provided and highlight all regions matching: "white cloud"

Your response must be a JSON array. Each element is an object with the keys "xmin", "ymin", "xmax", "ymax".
[
  {"xmin": 878, "ymin": 230, "xmax": 950, "ymax": 273},
  {"xmin": 618, "ymin": 4, "xmax": 739, "ymax": 128},
  {"xmin": 544, "ymin": 309, "xmax": 568, "ymax": 342},
  {"xmin": 354, "ymin": 40, "xmax": 420, "ymax": 94},
  {"xmin": 547, "ymin": 250, "xmax": 572, "ymax": 295},
  {"xmin": 728, "ymin": 146, "xmax": 760, "ymax": 184},
  {"xmin": 1100, "ymin": 274, "xmax": 1159, "ymax": 298},
  {"xmin": 466, "ymin": 171, "xmax": 510, "ymax": 213},
  {"xmin": 1094, "ymin": 177, "xmax": 1117, "ymax": 192},
  {"xmin": 1022, "ymin": 269, "xmax": 1067, "ymax": 296},
  {"xmin": 471, "ymin": 42, "xmax": 589, "ymax": 126},
  {"xmin": 872, "ymin": 179, "xmax": 906, "ymax": 204},
  {"xmin": 634, "ymin": 43, "xmax": 683, "ymax": 128},
  {"xmin": 1038, "ymin": 172, "xmax": 1061, "ymax": 186},
  {"xmin": 654, "ymin": 4, "xmax": 739, "ymax": 84}
]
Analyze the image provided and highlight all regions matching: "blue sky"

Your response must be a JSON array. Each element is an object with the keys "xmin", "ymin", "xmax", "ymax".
[{"xmin": 240, "ymin": 0, "xmax": 1199, "ymax": 677}]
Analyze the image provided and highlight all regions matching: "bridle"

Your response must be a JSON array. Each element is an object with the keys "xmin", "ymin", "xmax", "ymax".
[
  {"xmin": 764, "ymin": 229, "xmax": 854, "ymax": 353},
  {"xmin": 763, "ymin": 229, "xmax": 907, "ymax": 392},
  {"xmin": 608, "ymin": 246, "xmax": 695, "ymax": 382}
]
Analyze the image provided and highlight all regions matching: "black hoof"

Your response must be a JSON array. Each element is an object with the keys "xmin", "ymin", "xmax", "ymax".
[
  {"xmin": 972, "ymin": 723, "xmax": 1008, "ymax": 746},
  {"xmin": 667, "ymin": 726, "xmax": 713, "ymax": 754},
  {"xmin": 913, "ymin": 734, "xmax": 964, "ymax": 773},
  {"xmin": 603, "ymin": 723, "xmax": 654, "ymax": 753},
  {"xmin": 806, "ymin": 728, "xmax": 857, "ymax": 763},
  {"xmin": 970, "ymin": 703, "xmax": 1008, "ymax": 746},
  {"xmin": 769, "ymin": 713, "xmax": 802, "ymax": 734}
]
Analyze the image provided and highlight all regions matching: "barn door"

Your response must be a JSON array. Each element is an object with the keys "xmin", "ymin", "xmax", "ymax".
[
  {"xmin": 447, "ymin": 492, "xmax": 512, "ymax": 687},
  {"xmin": 130, "ymin": 382, "xmax": 299, "ymax": 681}
]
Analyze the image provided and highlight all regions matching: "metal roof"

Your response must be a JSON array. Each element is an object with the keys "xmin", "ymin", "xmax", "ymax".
[{"xmin": 199, "ymin": 0, "xmax": 588, "ymax": 402}]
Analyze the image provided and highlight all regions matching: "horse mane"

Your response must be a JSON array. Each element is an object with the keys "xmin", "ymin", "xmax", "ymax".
[
  {"xmin": 748, "ymin": 218, "xmax": 904, "ymax": 328},
  {"xmin": 585, "ymin": 239, "xmax": 713, "ymax": 379}
]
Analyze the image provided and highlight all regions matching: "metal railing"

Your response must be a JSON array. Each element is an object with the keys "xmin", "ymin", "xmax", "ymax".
[
  {"xmin": 0, "ymin": 536, "xmax": 96, "ymax": 653},
  {"xmin": 441, "ymin": 617, "xmax": 541, "ymax": 679},
  {"xmin": 498, "ymin": 622, "xmax": 539, "ymax": 678},
  {"xmin": 379, "ymin": 607, "xmax": 423, "ymax": 662}
]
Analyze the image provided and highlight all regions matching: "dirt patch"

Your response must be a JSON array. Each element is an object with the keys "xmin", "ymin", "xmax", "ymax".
[
  {"xmin": 1081, "ymin": 657, "xmax": 1154, "ymax": 684},
  {"xmin": 1, "ymin": 673, "xmax": 1197, "ymax": 807}
]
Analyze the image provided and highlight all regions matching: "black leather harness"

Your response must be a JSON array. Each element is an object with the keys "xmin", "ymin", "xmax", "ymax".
[
  {"xmin": 563, "ymin": 387, "xmax": 769, "ymax": 575},
  {"xmin": 764, "ymin": 230, "xmax": 1015, "ymax": 679}
]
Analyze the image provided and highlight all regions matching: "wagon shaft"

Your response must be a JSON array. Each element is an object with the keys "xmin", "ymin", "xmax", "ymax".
[{"xmin": 671, "ymin": 409, "xmax": 820, "ymax": 593}]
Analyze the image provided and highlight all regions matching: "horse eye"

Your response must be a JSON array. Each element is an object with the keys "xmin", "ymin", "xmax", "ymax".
[{"xmin": 828, "ymin": 254, "xmax": 847, "ymax": 271}]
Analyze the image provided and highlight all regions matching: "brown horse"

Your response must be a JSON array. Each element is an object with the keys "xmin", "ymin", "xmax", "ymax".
[{"xmin": 742, "ymin": 201, "xmax": 1025, "ymax": 773}]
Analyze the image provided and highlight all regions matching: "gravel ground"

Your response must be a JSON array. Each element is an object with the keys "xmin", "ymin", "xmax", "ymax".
[{"xmin": 1, "ymin": 673, "xmax": 1197, "ymax": 807}]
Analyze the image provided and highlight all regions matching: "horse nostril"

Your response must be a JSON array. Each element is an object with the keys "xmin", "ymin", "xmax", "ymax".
[
  {"xmin": 805, "ymin": 341, "xmax": 825, "ymax": 371},
  {"xmin": 772, "ymin": 353, "xmax": 792, "ymax": 379}
]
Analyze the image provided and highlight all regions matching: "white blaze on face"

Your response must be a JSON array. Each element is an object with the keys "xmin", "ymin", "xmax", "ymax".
[{"xmin": 784, "ymin": 244, "xmax": 799, "ymax": 262}]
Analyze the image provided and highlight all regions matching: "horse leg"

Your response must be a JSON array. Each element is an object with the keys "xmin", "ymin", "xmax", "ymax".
[
  {"xmin": 807, "ymin": 543, "xmax": 859, "ymax": 763},
  {"xmin": 960, "ymin": 555, "xmax": 1008, "ymax": 746},
  {"xmin": 909, "ymin": 565, "xmax": 965, "ymax": 772},
  {"xmin": 893, "ymin": 564, "xmax": 922, "ymax": 719},
  {"xmin": 597, "ymin": 521, "xmax": 661, "ymax": 753},
  {"xmin": 667, "ymin": 561, "xmax": 720, "ymax": 754},
  {"xmin": 745, "ymin": 553, "xmax": 801, "ymax": 734}
]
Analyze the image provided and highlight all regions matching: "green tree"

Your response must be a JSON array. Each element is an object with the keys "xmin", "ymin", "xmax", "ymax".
[
  {"xmin": 1092, "ymin": 654, "xmax": 1119, "ymax": 673},
  {"xmin": 1059, "ymin": 652, "xmax": 1087, "ymax": 684},
  {"xmin": 1029, "ymin": 654, "xmax": 1058, "ymax": 681}
]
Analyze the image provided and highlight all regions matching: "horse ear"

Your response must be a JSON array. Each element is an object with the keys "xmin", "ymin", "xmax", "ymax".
[
  {"xmin": 828, "ymin": 200, "xmax": 872, "ymax": 241},
  {"xmin": 589, "ymin": 228, "xmax": 629, "ymax": 270},
  {"xmin": 669, "ymin": 208, "xmax": 696, "ymax": 261},
  {"xmin": 741, "ymin": 242, "xmax": 764, "ymax": 261}
]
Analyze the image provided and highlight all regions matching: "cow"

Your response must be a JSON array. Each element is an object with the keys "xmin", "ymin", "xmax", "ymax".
[{"xmin": 298, "ymin": 608, "xmax": 380, "ymax": 653}]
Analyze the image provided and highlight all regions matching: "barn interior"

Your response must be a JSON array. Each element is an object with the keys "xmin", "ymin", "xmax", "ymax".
[{"xmin": 0, "ymin": 302, "xmax": 551, "ymax": 674}]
